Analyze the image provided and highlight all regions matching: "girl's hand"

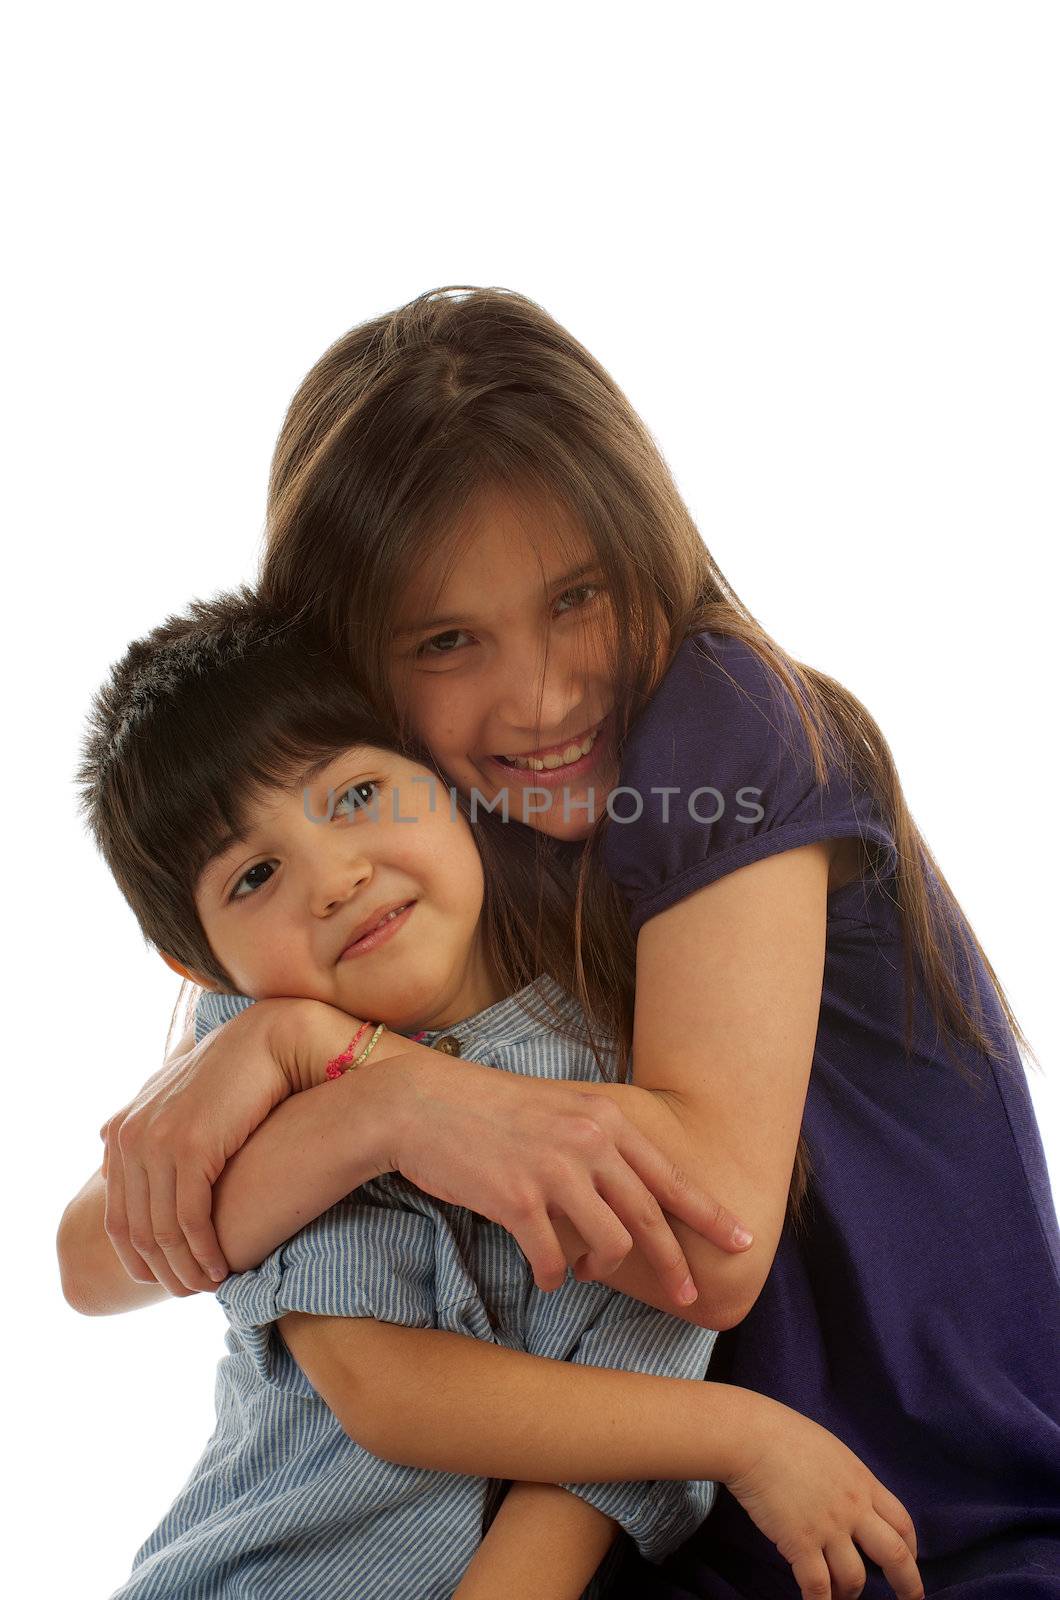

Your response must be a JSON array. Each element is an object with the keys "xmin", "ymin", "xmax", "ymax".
[
  {"xmin": 726, "ymin": 1396, "xmax": 924, "ymax": 1600},
  {"xmin": 99, "ymin": 998, "xmax": 315, "ymax": 1295},
  {"xmin": 377, "ymin": 1045, "xmax": 751, "ymax": 1308}
]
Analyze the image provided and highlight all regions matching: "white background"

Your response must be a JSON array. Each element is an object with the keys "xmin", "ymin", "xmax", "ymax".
[{"xmin": 5, "ymin": 4, "xmax": 1057, "ymax": 1594}]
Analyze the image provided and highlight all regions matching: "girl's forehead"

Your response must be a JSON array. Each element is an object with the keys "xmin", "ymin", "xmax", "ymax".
[{"xmin": 395, "ymin": 490, "xmax": 596, "ymax": 626}]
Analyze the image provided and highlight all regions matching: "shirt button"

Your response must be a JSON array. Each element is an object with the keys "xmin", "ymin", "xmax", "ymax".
[{"xmin": 432, "ymin": 1035, "xmax": 462, "ymax": 1056}]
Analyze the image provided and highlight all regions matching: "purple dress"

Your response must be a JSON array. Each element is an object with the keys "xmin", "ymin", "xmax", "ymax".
[{"xmin": 596, "ymin": 631, "xmax": 1060, "ymax": 1599}]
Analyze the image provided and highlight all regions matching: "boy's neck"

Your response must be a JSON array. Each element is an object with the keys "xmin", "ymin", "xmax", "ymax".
[{"xmin": 400, "ymin": 934, "xmax": 508, "ymax": 1036}]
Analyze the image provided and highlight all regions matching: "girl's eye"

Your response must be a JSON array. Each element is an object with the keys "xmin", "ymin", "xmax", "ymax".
[
  {"xmin": 415, "ymin": 628, "xmax": 473, "ymax": 659},
  {"xmin": 334, "ymin": 780, "xmax": 380, "ymax": 815},
  {"xmin": 554, "ymin": 583, "xmax": 601, "ymax": 616},
  {"xmin": 414, "ymin": 588, "xmax": 601, "ymax": 660},
  {"xmin": 230, "ymin": 861, "xmax": 276, "ymax": 902}
]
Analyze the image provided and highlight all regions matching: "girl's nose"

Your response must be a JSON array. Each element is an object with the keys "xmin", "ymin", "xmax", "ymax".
[{"xmin": 493, "ymin": 637, "xmax": 585, "ymax": 734}]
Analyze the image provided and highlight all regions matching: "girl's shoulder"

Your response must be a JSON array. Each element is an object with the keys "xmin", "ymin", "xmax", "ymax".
[
  {"xmin": 629, "ymin": 628, "xmax": 807, "ymax": 761},
  {"xmin": 611, "ymin": 626, "xmax": 826, "ymax": 807},
  {"xmin": 602, "ymin": 629, "xmax": 898, "ymax": 933}
]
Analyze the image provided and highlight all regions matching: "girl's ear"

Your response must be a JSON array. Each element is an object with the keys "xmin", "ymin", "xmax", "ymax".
[{"xmin": 158, "ymin": 948, "xmax": 220, "ymax": 992}]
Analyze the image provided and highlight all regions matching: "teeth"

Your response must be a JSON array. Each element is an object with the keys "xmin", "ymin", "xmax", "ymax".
[
  {"xmin": 502, "ymin": 726, "xmax": 599, "ymax": 771},
  {"xmin": 367, "ymin": 904, "xmax": 408, "ymax": 936}
]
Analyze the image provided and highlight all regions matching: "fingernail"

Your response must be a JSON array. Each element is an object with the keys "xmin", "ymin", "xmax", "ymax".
[
  {"xmin": 210, "ymin": 1266, "xmax": 226, "ymax": 1282},
  {"xmin": 732, "ymin": 1226, "xmax": 754, "ymax": 1248},
  {"xmin": 678, "ymin": 1276, "xmax": 698, "ymax": 1304}
]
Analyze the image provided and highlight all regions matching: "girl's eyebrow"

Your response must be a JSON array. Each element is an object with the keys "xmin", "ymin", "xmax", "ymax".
[{"xmin": 394, "ymin": 561, "xmax": 601, "ymax": 638}]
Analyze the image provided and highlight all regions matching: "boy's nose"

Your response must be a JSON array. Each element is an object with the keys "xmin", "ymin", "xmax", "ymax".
[{"xmin": 310, "ymin": 857, "xmax": 373, "ymax": 918}]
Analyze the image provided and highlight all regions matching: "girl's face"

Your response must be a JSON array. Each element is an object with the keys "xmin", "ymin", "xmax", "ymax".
[
  {"xmin": 389, "ymin": 486, "xmax": 621, "ymax": 843},
  {"xmin": 190, "ymin": 746, "xmax": 500, "ymax": 1033}
]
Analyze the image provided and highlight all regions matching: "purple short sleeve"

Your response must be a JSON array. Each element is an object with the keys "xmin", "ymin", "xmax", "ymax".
[{"xmin": 600, "ymin": 631, "xmax": 898, "ymax": 935}]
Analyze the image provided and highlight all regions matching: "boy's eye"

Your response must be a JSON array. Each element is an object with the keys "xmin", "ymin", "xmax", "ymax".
[
  {"xmin": 231, "ymin": 861, "xmax": 276, "ymax": 901},
  {"xmin": 334, "ymin": 780, "xmax": 380, "ymax": 815},
  {"xmin": 228, "ymin": 782, "xmax": 380, "ymax": 903}
]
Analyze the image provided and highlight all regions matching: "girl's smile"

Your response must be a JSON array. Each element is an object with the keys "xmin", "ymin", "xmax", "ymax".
[
  {"xmin": 487, "ymin": 711, "xmax": 614, "ymax": 793},
  {"xmin": 391, "ymin": 487, "xmax": 622, "ymax": 840}
]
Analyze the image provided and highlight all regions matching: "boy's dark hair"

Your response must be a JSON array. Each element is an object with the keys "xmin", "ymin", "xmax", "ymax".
[{"xmin": 75, "ymin": 584, "xmax": 427, "ymax": 992}]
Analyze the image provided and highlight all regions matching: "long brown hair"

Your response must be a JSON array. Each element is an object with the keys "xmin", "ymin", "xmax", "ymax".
[{"xmin": 258, "ymin": 285, "xmax": 1036, "ymax": 1221}]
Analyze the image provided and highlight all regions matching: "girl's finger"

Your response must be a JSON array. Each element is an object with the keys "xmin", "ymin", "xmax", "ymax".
[
  {"xmin": 553, "ymin": 1181, "xmax": 637, "ymax": 1279},
  {"xmin": 174, "ymin": 1165, "xmax": 230, "ymax": 1289},
  {"xmin": 122, "ymin": 1157, "xmax": 187, "ymax": 1296},
  {"xmin": 823, "ymin": 1535, "xmax": 866, "ymax": 1598},
  {"xmin": 871, "ymin": 1483, "xmax": 918, "ymax": 1560},
  {"xmin": 589, "ymin": 1162, "xmax": 700, "ymax": 1308},
  {"xmin": 789, "ymin": 1547, "xmax": 833, "ymax": 1600},
  {"xmin": 102, "ymin": 1146, "xmax": 156, "ymax": 1285},
  {"xmin": 854, "ymin": 1514, "xmax": 924, "ymax": 1600},
  {"xmin": 501, "ymin": 1202, "xmax": 571, "ymax": 1294},
  {"xmin": 613, "ymin": 1120, "xmax": 753, "ymax": 1253},
  {"xmin": 149, "ymin": 1164, "xmax": 219, "ymax": 1293}
]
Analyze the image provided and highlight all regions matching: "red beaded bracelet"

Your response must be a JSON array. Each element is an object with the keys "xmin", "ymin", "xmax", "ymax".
[
  {"xmin": 325, "ymin": 1024, "xmax": 433, "ymax": 1080},
  {"xmin": 324, "ymin": 1022, "xmax": 371, "ymax": 1079}
]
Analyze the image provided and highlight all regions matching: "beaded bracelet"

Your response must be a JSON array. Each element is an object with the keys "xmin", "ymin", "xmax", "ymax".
[
  {"xmin": 325, "ymin": 1021, "xmax": 385, "ymax": 1079},
  {"xmin": 325, "ymin": 1023, "xmax": 441, "ymax": 1080}
]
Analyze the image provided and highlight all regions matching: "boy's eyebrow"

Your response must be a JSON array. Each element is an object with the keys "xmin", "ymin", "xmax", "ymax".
[
  {"xmin": 198, "ymin": 755, "xmax": 342, "ymax": 891},
  {"xmin": 394, "ymin": 561, "xmax": 601, "ymax": 638}
]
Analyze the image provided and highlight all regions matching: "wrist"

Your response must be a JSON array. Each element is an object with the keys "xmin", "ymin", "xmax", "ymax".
[
  {"xmin": 709, "ymin": 1384, "xmax": 783, "ymax": 1484},
  {"xmin": 256, "ymin": 998, "xmax": 338, "ymax": 1093}
]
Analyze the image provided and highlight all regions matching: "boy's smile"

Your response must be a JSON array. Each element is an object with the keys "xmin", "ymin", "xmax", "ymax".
[
  {"xmin": 335, "ymin": 898, "xmax": 417, "ymax": 960},
  {"xmin": 183, "ymin": 748, "xmax": 503, "ymax": 1033}
]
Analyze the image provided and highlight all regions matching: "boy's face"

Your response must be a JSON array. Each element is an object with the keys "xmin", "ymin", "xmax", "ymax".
[{"xmin": 189, "ymin": 746, "xmax": 498, "ymax": 1033}]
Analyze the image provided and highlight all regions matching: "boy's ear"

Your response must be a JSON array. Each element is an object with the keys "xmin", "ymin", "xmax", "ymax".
[{"xmin": 158, "ymin": 949, "xmax": 220, "ymax": 992}]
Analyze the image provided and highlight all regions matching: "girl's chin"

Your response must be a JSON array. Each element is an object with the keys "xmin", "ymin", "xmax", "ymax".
[{"xmin": 506, "ymin": 779, "xmax": 617, "ymax": 841}]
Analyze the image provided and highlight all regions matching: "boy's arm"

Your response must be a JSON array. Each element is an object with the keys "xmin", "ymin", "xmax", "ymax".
[
  {"xmin": 277, "ymin": 1310, "xmax": 744, "ymax": 1483},
  {"xmin": 453, "ymin": 1482, "xmax": 619, "ymax": 1600},
  {"xmin": 276, "ymin": 1314, "xmax": 925, "ymax": 1600}
]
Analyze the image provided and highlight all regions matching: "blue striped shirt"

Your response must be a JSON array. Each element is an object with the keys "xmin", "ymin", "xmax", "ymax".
[{"xmin": 110, "ymin": 976, "xmax": 717, "ymax": 1599}]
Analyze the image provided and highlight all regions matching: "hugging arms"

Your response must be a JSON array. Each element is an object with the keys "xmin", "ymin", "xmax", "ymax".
[{"xmin": 61, "ymin": 960, "xmax": 920, "ymax": 1600}]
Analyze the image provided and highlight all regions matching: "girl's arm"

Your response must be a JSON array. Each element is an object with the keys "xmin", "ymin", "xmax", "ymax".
[
  {"xmin": 61, "ymin": 819, "xmax": 813, "ymax": 1324},
  {"xmin": 453, "ymin": 1483, "xmax": 619, "ymax": 1600},
  {"xmin": 560, "ymin": 839, "xmax": 837, "ymax": 1329},
  {"xmin": 61, "ymin": 995, "xmax": 750, "ymax": 1318},
  {"xmin": 278, "ymin": 1312, "xmax": 923, "ymax": 1600},
  {"xmin": 239, "ymin": 838, "xmax": 838, "ymax": 1335},
  {"xmin": 57, "ymin": 1003, "xmax": 410, "ymax": 1315}
]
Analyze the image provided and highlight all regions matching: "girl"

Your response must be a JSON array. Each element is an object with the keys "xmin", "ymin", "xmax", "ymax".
[
  {"xmin": 69, "ymin": 588, "xmax": 921, "ymax": 1600},
  {"xmin": 73, "ymin": 288, "xmax": 1060, "ymax": 1597}
]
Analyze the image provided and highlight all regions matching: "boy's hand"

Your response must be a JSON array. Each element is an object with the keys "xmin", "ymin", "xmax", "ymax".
[
  {"xmin": 98, "ymin": 998, "xmax": 308, "ymax": 1294},
  {"xmin": 726, "ymin": 1396, "xmax": 924, "ymax": 1600}
]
